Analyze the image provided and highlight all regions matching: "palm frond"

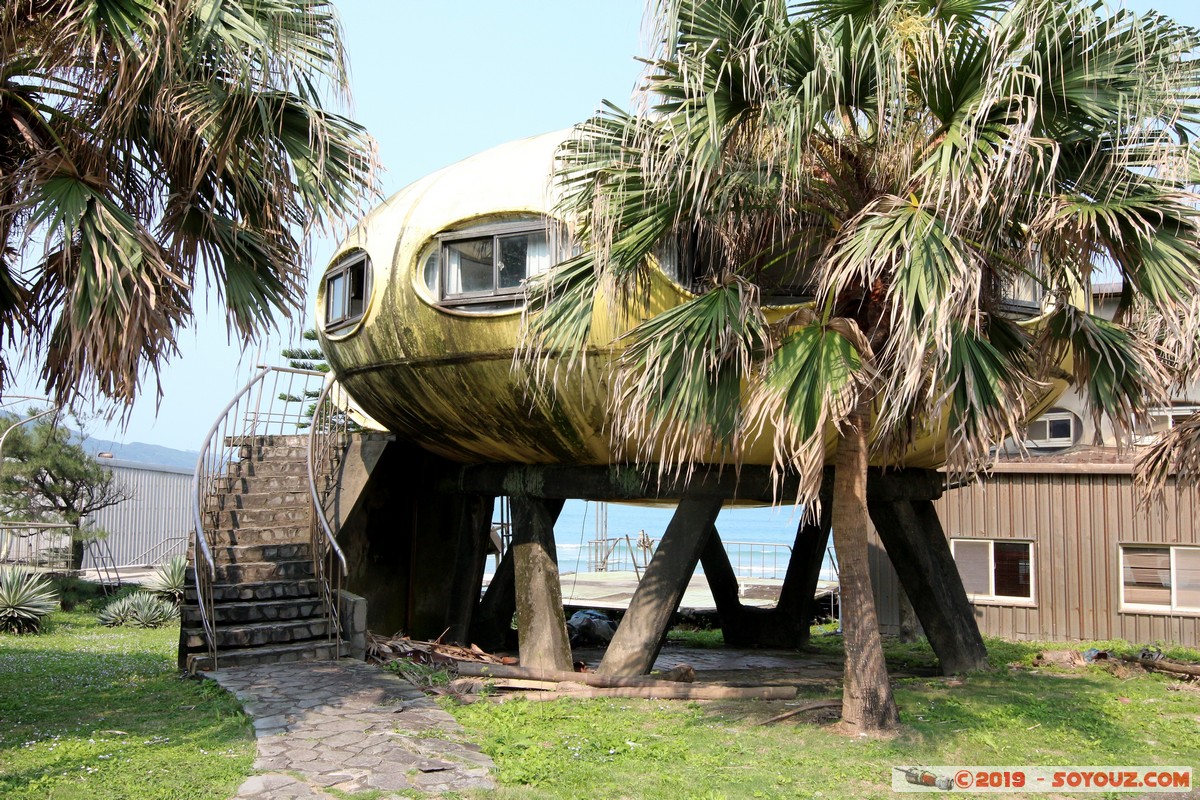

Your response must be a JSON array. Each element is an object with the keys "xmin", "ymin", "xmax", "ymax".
[
  {"xmin": 1136, "ymin": 413, "xmax": 1200, "ymax": 500},
  {"xmin": 1040, "ymin": 304, "xmax": 1170, "ymax": 443},
  {"xmin": 0, "ymin": 0, "xmax": 379, "ymax": 407},
  {"xmin": 745, "ymin": 317, "xmax": 865, "ymax": 504},
  {"xmin": 611, "ymin": 280, "xmax": 768, "ymax": 477},
  {"xmin": 941, "ymin": 322, "xmax": 1035, "ymax": 473}
]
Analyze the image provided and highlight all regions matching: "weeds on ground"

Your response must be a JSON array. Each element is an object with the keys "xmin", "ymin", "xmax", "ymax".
[{"xmin": 0, "ymin": 611, "xmax": 254, "ymax": 800}]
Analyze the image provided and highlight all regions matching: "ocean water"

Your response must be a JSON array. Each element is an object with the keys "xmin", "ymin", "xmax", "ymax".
[{"xmin": 493, "ymin": 498, "xmax": 839, "ymax": 582}]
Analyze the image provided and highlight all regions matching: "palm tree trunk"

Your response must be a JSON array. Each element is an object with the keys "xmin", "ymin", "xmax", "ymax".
[{"xmin": 831, "ymin": 400, "xmax": 899, "ymax": 732}]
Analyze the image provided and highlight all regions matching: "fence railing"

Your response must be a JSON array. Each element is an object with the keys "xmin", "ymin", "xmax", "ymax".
[
  {"xmin": 191, "ymin": 366, "xmax": 328, "ymax": 669},
  {"xmin": 587, "ymin": 534, "xmax": 795, "ymax": 581},
  {"xmin": 0, "ymin": 522, "xmax": 75, "ymax": 571}
]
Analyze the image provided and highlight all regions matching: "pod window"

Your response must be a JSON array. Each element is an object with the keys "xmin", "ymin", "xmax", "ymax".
[
  {"xmin": 433, "ymin": 220, "xmax": 558, "ymax": 311},
  {"xmin": 324, "ymin": 251, "xmax": 370, "ymax": 331}
]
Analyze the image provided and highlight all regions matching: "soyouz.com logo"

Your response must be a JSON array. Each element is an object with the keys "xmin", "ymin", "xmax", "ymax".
[{"xmin": 892, "ymin": 766, "xmax": 1192, "ymax": 792}]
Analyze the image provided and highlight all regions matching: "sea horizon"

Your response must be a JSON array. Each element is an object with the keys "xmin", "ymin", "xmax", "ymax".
[{"xmin": 489, "ymin": 498, "xmax": 839, "ymax": 582}]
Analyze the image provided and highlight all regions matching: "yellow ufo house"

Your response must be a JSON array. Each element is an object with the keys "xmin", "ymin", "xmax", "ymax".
[
  {"xmin": 310, "ymin": 130, "xmax": 1073, "ymax": 675},
  {"xmin": 315, "ymin": 130, "xmax": 1061, "ymax": 469}
]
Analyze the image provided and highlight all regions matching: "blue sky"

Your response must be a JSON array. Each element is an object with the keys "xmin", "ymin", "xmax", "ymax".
[{"xmin": 12, "ymin": 0, "xmax": 1200, "ymax": 451}]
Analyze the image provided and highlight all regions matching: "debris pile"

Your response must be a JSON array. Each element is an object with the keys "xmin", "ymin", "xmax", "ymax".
[
  {"xmin": 1028, "ymin": 646, "xmax": 1200, "ymax": 683},
  {"xmin": 366, "ymin": 632, "xmax": 515, "ymax": 667},
  {"xmin": 366, "ymin": 631, "xmax": 800, "ymax": 703}
]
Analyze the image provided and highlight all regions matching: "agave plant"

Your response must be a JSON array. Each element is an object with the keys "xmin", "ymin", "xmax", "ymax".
[
  {"xmin": 0, "ymin": 566, "xmax": 59, "ymax": 634},
  {"xmin": 99, "ymin": 591, "xmax": 179, "ymax": 629},
  {"xmin": 145, "ymin": 556, "xmax": 187, "ymax": 607}
]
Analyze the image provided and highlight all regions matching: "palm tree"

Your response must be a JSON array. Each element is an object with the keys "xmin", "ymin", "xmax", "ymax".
[
  {"xmin": 0, "ymin": 0, "xmax": 377, "ymax": 406},
  {"xmin": 524, "ymin": 0, "xmax": 1200, "ymax": 731}
]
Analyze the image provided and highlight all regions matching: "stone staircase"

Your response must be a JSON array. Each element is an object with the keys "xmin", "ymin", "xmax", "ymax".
[{"xmin": 180, "ymin": 435, "xmax": 345, "ymax": 673}]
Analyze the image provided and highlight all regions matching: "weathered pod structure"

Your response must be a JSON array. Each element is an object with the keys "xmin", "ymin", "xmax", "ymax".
[{"xmin": 315, "ymin": 132, "xmax": 1061, "ymax": 675}]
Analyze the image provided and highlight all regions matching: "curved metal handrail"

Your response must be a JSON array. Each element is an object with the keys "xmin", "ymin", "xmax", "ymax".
[
  {"xmin": 307, "ymin": 379, "xmax": 349, "ymax": 576},
  {"xmin": 192, "ymin": 369, "xmax": 266, "ymax": 572},
  {"xmin": 305, "ymin": 378, "xmax": 354, "ymax": 658}
]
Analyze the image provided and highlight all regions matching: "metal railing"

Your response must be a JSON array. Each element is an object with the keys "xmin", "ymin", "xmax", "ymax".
[
  {"xmin": 0, "ymin": 521, "xmax": 75, "ymax": 571},
  {"xmin": 191, "ymin": 366, "xmax": 328, "ymax": 669},
  {"xmin": 723, "ymin": 541, "xmax": 795, "ymax": 581},
  {"xmin": 306, "ymin": 380, "xmax": 350, "ymax": 660},
  {"xmin": 588, "ymin": 531, "xmax": 657, "ymax": 577},
  {"xmin": 126, "ymin": 535, "xmax": 189, "ymax": 567},
  {"xmin": 587, "ymin": 534, "xmax": 795, "ymax": 581}
]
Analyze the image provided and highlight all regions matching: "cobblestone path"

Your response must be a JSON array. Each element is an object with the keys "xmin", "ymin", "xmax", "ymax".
[{"xmin": 207, "ymin": 660, "xmax": 494, "ymax": 798}]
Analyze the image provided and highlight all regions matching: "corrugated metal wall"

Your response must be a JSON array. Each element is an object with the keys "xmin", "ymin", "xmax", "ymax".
[
  {"xmin": 871, "ymin": 465, "xmax": 1200, "ymax": 646},
  {"xmin": 81, "ymin": 460, "xmax": 192, "ymax": 568}
]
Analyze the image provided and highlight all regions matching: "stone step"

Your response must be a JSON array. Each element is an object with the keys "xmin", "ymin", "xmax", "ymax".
[
  {"xmin": 224, "ymin": 460, "xmax": 308, "ymax": 479},
  {"xmin": 235, "ymin": 444, "xmax": 311, "ymax": 462},
  {"xmin": 181, "ymin": 597, "xmax": 325, "ymax": 625},
  {"xmin": 204, "ymin": 491, "xmax": 312, "ymax": 511},
  {"xmin": 207, "ymin": 542, "xmax": 312, "ymax": 564},
  {"xmin": 212, "ymin": 474, "xmax": 309, "ymax": 495},
  {"xmin": 224, "ymin": 434, "xmax": 310, "ymax": 448},
  {"xmin": 205, "ymin": 507, "xmax": 311, "ymax": 529},
  {"xmin": 212, "ymin": 559, "xmax": 314, "ymax": 583},
  {"xmin": 181, "ymin": 618, "xmax": 335, "ymax": 650},
  {"xmin": 184, "ymin": 578, "xmax": 321, "ymax": 602},
  {"xmin": 186, "ymin": 639, "xmax": 349, "ymax": 674},
  {"xmin": 199, "ymin": 526, "xmax": 309, "ymax": 546}
]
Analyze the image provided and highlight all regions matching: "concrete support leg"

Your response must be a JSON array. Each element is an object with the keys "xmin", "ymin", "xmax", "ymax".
[
  {"xmin": 472, "ymin": 548, "xmax": 515, "ymax": 652},
  {"xmin": 700, "ymin": 498, "xmax": 831, "ymax": 648},
  {"xmin": 510, "ymin": 496, "xmax": 572, "ymax": 672},
  {"xmin": 867, "ymin": 497, "xmax": 988, "ymax": 675},
  {"xmin": 599, "ymin": 496, "xmax": 724, "ymax": 676},
  {"xmin": 698, "ymin": 525, "xmax": 744, "ymax": 629},
  {"xmin": 782, "ymin": 506, "xmax": 834, "ymax": 638},
  {"xmin": 443, "ymin": 494, "xmax": 496, "ymax": 645}
]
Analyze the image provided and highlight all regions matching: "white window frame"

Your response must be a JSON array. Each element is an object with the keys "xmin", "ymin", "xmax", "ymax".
[
  {"xmin": 1025, "ymin": 410, "xmax": 1078, "ymax": 449},
  {"xmin": 323, "ymin": 250, "xmax": 371, "ymax": 333},
  {"xmin": 950, "ymin": 538, "xmax": 1036, "ymax": 606},
  {"xmin": 1119, "ymin": 544, "xmax": 1200, "ymax": 614}
]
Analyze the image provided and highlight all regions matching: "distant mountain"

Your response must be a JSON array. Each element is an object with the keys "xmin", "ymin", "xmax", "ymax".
[{"xmin": 79, "ymin": 436, "xmax": 198, "ymax": 470}]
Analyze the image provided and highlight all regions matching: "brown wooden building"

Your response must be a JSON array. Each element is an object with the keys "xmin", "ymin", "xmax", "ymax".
[{"xmin": 871, "ymin": 450, "xmax": 1200, "ymax": 648}]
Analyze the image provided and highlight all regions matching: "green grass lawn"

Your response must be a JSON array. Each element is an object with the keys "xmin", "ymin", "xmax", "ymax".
[
  {"xmin": 3, "ymin": 612, "xmax": 1199, "ymax": 800},
  {"xmin": 0, "ymin": 611, "xmax": 254, "ymax": 800},
  {"xmin": 446, "ymin": 635, "xmax": 1200, "ymax": 800}
]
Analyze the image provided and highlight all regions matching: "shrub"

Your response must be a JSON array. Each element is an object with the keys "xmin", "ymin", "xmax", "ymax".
[
  {"xmin": 99, "ymin": 591, "xmax": 179, "ymax": 628},
  {"xmin": 0, "ymin": 566, "xmax": 59, "ymax": 633},
  {"xmin": 145, "ymin": 555, "xmax": 187, "ymax": 606},
  {"xmin": 49, "ymin": 574, "xmax": 107, "ymax": 611}
]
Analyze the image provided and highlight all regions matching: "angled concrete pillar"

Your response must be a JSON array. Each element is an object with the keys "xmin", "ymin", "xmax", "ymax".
[
  {"xmin": 701, "ymin": 501, "xmax": 832, "ymax": 648},
  {"xmin": 510, "ymin": 496, "xmax": 572, "ymax": 671},
  {"xmin": 599, "ymin": 496, "xmax": 723, "ymax": 676},
  {"xmin": 867, "ymin": 496, "xmax": 987, "ymax": 675},
  {"xmin": 472, "ymin": 546, "xmax": 515, "ymax": 651},
  {"xmin": 443, "ymin": 494, "xmax": 496, "ymax": 645}
]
